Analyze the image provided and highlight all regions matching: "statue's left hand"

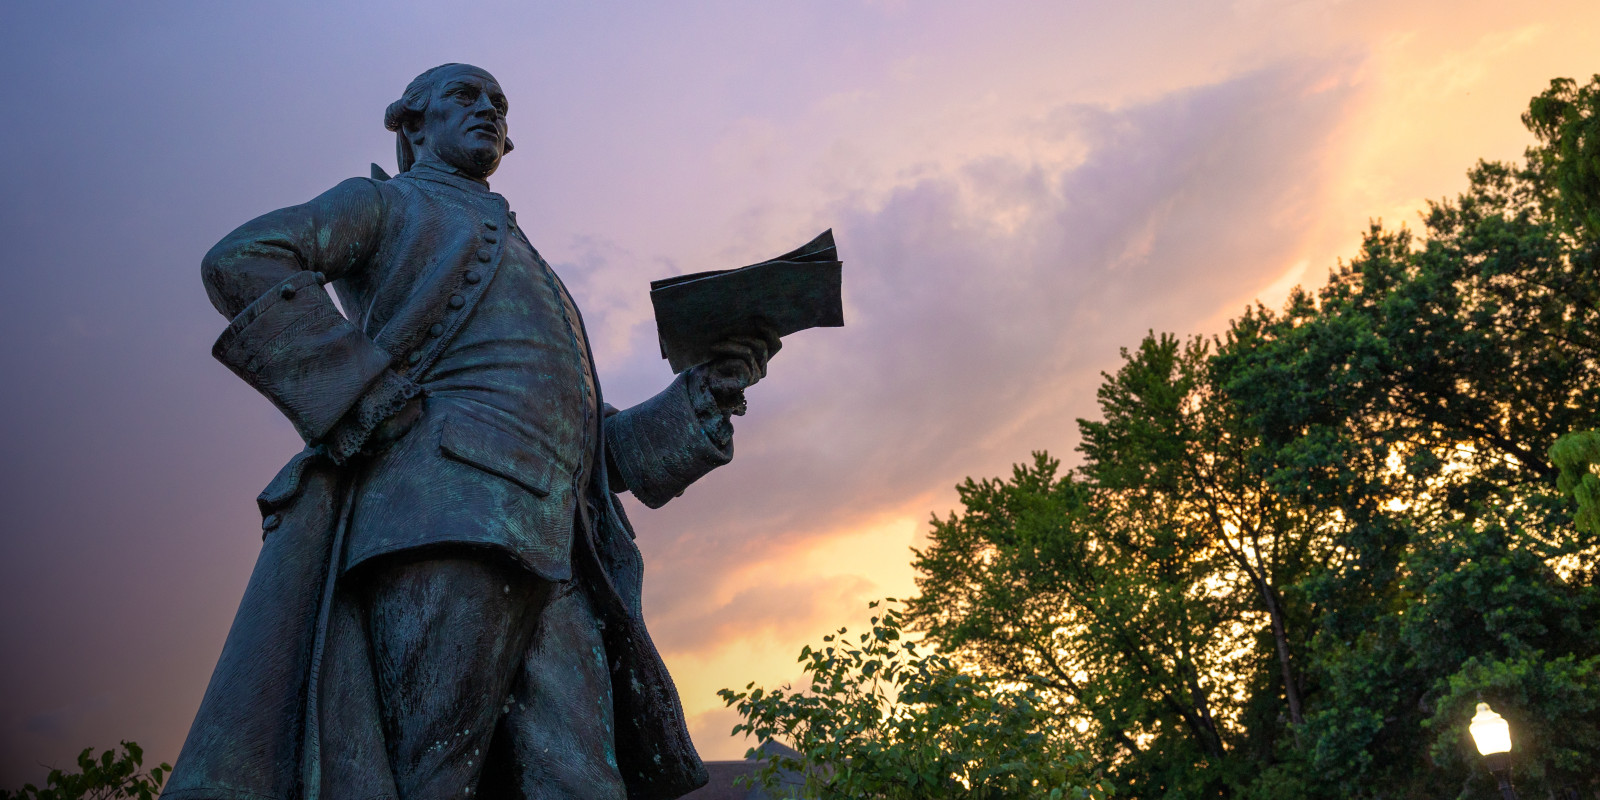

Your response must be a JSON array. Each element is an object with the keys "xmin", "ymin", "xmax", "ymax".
[
  {"xmin": 365, "ymin": 396, "xmax": 425, "ymax": 451},
  {"xmin": 705, "ymin": 328, "xmax": 781, "ymax": 415}
]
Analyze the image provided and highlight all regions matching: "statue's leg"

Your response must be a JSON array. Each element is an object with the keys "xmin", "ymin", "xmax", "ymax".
[
  {"xmin": 479, "ymin": 581, "xmax": 626, "ymax": 800},
  {"xmin": 319, "ymin": 575, "xmax": 399, "ymax": 800},
  {"xmin": 359, "ymin": 550, "xmax": 553, "ymax": 799}
]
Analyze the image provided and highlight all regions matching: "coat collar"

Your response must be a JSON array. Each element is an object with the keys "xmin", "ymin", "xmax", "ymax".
[{"xmin": 403, "ymin": 160, "xmax": 497, "ymax": 196}]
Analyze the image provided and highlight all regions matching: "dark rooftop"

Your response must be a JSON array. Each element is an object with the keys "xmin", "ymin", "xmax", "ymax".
[{"xmin": 681, "ymin": 740, "xmax": 806, "ymax": 800}]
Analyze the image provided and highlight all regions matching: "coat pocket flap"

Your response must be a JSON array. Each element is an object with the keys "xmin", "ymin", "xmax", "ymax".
[{"xmin": 438, "ymin": 415, "xmax": 555, "ymax": 498}]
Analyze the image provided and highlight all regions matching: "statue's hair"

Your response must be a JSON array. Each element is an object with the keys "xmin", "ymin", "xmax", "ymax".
[{"xmin": 384, "ymin": 63, "xmax": 513, "ymax": 173}]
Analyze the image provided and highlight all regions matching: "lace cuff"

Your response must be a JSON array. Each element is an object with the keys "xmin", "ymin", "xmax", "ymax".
[{"xmin": 326, "ymin": 370, "xmax": 423, "ymax": 465}]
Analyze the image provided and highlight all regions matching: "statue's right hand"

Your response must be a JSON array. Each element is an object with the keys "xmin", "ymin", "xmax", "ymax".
[{"xmin": 366, "ymin": 397, "xmax": 425, "ymax": 452}]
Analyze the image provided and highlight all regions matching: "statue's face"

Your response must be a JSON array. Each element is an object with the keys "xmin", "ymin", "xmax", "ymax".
[{"xmin": 413, "ymin": 65, "xmax": 509, "ymax": 178}]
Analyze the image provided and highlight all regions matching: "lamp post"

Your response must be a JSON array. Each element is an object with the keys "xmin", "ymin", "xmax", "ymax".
[{"xmin": 1469, "ymin": 702, "xmax": 1518, "ymax": 800}]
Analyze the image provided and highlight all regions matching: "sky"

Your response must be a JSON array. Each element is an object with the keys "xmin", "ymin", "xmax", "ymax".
[{"xmin": 2, "ymin": 0, "xmax": 1599, "ymax": 786}]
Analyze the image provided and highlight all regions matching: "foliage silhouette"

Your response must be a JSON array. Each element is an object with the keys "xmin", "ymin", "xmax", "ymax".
[
  {"xmin": 719, "ymin": 600, "xmax": 1111, "ymax": 799},
  {"xmin": 0, "ymin": 743, "xmax": 168, "ymax": 800}
]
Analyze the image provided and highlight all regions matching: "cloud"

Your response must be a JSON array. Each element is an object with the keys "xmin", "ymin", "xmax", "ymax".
[
  {"xmin": 633, "ymin": 57, "xmax": 1366, "ymax": 659},
  {"xmin": 653, "ymin": 574, "xmax": 879, "ymax": 654}
]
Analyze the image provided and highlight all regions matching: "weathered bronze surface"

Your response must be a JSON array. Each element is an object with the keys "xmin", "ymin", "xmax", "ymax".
[{"xmin": 164, "ymin": 64, "xmax": 780, "ymax": 800}]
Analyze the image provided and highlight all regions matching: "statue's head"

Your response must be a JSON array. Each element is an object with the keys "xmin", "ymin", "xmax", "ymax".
[{"xmin": 384, "ymin": 63, "xmax": 515, "ymax": 179}]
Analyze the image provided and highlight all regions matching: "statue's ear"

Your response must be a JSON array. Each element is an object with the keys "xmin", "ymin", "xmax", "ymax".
[
  {"xmin": 401, "ymin": 118, "xmax": 426, "ymax": 146},
  {"xmin": 504, "ymin": 137, "xmax": 515, "ymax": 155},
  {"xmin": 371, "ymin": 163, "xmax": 392, "ymax": 181}
]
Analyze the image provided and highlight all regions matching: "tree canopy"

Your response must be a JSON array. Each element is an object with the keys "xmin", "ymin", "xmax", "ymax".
[{"xmin": 904, "ymin": 75, "xmax": 1600, "ymax": 798}]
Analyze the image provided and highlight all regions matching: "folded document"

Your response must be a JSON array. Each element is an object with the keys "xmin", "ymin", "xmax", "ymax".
[{"xmin": 650, "ymin": 229, "xmax": 843, "ymax": 373}]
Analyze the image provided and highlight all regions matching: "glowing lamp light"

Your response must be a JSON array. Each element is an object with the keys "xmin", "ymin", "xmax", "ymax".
[
  {"xmin": 1470, "ymin": 703, "xmax": 1512, "ymax": 756},
  {"xmin": 1470, "ymin": 703, "xmax": 1520, "ymax": 799}
]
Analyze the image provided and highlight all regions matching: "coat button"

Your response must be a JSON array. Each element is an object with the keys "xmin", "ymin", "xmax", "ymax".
[
  {"xmin": 429, "ymin": 323, "xmax": 444, "ymax": 337},
  {"xmin": 449, "ymin": 295, "xmax": 465, "ymax": 309},
  {"xmin": 407, "ymin": 350, "xmax": 422, "ymax": 365},
  {"xmin": 464, "ymin": 270, "xmax": 481, "ymax": 285},
  {"xmin": 482, "ymin": 234, "xmax": 498, "ymax": 244},
  {"xmin": 483, "ymin": 219, "xmax": 498, "ymax": 230},
  {"xmin": 476, "ymin": 248, "xmax": 492, "ymax": 263},
  {"xmin": 280, "ymin": 285, "xmax": 297, "ymax": 300},
  {"xmin": 262, "ymin": 514, "xmax": 281, "ymax": 532}
]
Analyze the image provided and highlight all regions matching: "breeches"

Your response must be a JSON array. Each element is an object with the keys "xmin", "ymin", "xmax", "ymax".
[{"xmin": 319, "ymin": 549, "xmax": 626, "ymax": 800}]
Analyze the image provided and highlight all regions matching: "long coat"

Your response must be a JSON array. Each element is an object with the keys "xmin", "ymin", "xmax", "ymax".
[{"xmin": 162, "ymin": 166, "xmax": 727, "ymax": 800}]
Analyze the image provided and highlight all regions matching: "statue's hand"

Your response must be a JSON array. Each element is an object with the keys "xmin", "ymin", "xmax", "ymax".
[
  {"xmin": 705, "ymin": 328, "xmax": 781, "ymax": 416},
  {"xmin": 365, "ymin": 396, "xmax": 425, "ymax": 452}
]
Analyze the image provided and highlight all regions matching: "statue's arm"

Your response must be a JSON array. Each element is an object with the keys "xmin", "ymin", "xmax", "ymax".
[
  {"xmin": 604, "ymin": 331, "xmax": 779, "ymax": 507},
  {"xmin": 202, "ymin": 177, "xmax": 418, "ymax": 461},
  {"xmin": 603, "ymin": 367, "xmax": 735, "ymax": 509}
]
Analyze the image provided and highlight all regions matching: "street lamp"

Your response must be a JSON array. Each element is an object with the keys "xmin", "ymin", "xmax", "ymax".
[{"xmin": 1469, "ymin": 702, "xmax": 1518, "ymax": 800}]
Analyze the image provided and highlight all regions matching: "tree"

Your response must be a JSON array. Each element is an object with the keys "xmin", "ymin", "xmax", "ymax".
[
  {"xmin": 1551, "ymin": 430, "xmax": 1600, "ymax": 534},
  {"xmin": 718, "ymin": 601, "xmax": 1110, "ymax": 800},
  {"xmin": 1523, "ymin": 75, "xmax": 1600, "ymax": 244},
  {"xmin": 908, "ymin": 73, "xmax": 1600, "ymax": 798},
  {"xmin": 1217, "ymin": 76, "xmax": 1600, "ymax": 556},
  {"xmin": 1, "ymin": 743, "xmax": 168, "ymax": 800},
  {"xmin": 1208, "ymin": 73, "xmax": 1600, "ymax": 798},
  {"xmin": 909, "ymin": 333, "xmax": 1340, "ymax": 796},
  {"xmin": 907, "ymin": 448, "xmax": 1246, "ymax": 797},
  {"xmin": 1286, "ymin": 489, "xmax": 1600, "ymax": 798},
  {"xmin": 1531, "ymin": 74, "xmax": 1600, "ymax": 541},
  {"xmin": 1078, "ymin": 331, "xmax": 1335, "ymax": 733}
]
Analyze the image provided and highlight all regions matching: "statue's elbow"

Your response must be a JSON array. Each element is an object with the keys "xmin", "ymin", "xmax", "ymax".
[
  {"xmin": 201, "ymin": 236, "xmax": 276, "ymax": 319},
  {"xmin": 200, "ymin": 242, "xmax": 233, "ymax": 315}
]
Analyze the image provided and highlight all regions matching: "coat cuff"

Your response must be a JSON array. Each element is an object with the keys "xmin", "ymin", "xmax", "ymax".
[
  {"xmin": 605, "ymin": 372, "xmax": 734, "ymax": 508},
  {"xmin": 212, "ymin": 270, "xmax": 395, "ymax": 443}
]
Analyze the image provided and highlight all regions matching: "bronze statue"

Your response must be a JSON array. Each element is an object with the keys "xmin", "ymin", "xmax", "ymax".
[{"xmin": 162, "ymin": 63, "xmax": 782, "ymax": 800}]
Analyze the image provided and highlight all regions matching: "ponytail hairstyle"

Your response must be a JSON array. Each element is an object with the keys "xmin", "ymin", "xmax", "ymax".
[{"xmin": 384, "ymin": 63, "xmax": 514, "ymax": 173}]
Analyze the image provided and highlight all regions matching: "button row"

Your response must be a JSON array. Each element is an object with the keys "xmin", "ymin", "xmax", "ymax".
[{"xmin": 404, "ymin": 221, "xmax": 501, "ymax": 370}]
